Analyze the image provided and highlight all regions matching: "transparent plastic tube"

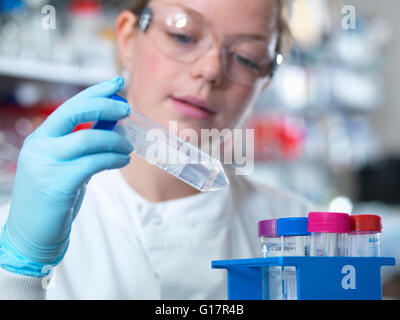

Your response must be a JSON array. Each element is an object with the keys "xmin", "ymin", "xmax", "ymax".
[
  {"xmin": 94, "ymin": 95, "xmax": 229, "ymax": 192},
  {"xmin": 282, "ymin": 235, "xmax": 310, "ymax": 300},
  {"xmin": 349, "ymin": 215, "xmax": 382, "ymax": 257},
  {"xmin": 308, "ymin": 212, "xmax": 351, "ymax": 257},
  {"xmin": 259, "ymin": 219, "xmax": 283, "ymax": 300},
  {"xmin": 277, "ymin": 217, "xmax": 310, "ymax": 300},
  {"xmin": 310, "ymin": 232, "xmax": 347, "ymax": 256},
  {"xmin": 348, "ymin": 231, "xmax": 380, "ymax": 257},
  {"xmin": 261, "ymin": 236, "xmax": 283, "ymax": 300}
]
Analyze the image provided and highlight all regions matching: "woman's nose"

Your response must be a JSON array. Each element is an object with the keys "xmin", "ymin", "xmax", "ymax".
[{"xmin": 190, "ymin": 47, "xmax": 225, "ymax": 86}]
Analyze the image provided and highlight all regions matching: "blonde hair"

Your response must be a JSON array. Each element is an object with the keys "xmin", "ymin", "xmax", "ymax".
[{"xmin": 129, "ymin": 0, "xmax": 292, "ymax": 55}]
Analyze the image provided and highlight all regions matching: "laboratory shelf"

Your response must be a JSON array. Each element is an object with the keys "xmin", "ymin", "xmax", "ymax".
[
  {"xmin": 0, "ymin": 56, "xmax": 116, "ymax": 86},
  {"xmin": 212, "ymin": 256, "xmax": 396, "ymax": 300}
]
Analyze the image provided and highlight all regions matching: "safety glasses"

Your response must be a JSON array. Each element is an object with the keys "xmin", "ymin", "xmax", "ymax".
[{"xmin": 136, "ymin": 5, "xmax": 280, "ymax": 86}]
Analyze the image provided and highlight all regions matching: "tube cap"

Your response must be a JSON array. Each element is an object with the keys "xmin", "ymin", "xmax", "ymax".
[
  {"xmin": 350, "ymin": 214, "xmax": 382, "ymax": 232},
  {"xmin": 92, "ymin": 94, "xmax": 126, "ymax": 131},
  {"xmin": 277, "ymin": 217, "xmax": 310, "ymax": 236},
  {"xmin": 307, "ymin": 212, "xmax": 350, "ymax": 233},
  {"xmin": 258, "ymin": 219, "xmax": 277, "ymax": 237}
]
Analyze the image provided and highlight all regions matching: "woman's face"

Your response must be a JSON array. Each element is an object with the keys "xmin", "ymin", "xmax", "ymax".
[{"xmin": 117, "ymin": 0, "xmax": 279, "ymax": 136}]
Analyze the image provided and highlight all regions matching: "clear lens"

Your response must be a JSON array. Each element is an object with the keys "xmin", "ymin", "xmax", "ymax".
[
  {"xmin": 225, "ymin": 39, "xmax": 272, "ymax": 85},
  {"xmin": 147, "ymin": 7, "xmax": 212, "ymax": 63}
]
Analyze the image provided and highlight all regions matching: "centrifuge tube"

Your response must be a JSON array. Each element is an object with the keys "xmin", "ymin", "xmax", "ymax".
[
  {"xmin": 277, "ymin": 217, "xmax": 310, "ymax": 300},
  {"xmin": 349, "ymin": 214, "xmax": 382, "ymax": 257},
  {"xmin": 258, "ymin": 219, "xmax": 283, "ymax": 300},
  {"xmin": 308, "ymin": 212, "xmax": 350, "ymax": 257},
  {"xmin": 93, "ymin": 95, "xmax": 229, "ymax": 192}
]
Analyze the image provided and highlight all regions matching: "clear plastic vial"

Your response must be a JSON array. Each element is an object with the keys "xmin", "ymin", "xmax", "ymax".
[
  {"xmin": 308, "ymin": 212, "xmax": 351, "ymax": 257},
  {"xmin": 93, "ymin": 95, "xmax": 229, "ymax": 192},
  {"xmin": 277, "ymin": 217, "xmax": 310, "ymax": 300},
  {"xmin": 258, "ymin": 219, "xmax": 283, "ymax": 300},
  {"xmin": 349, "ymin": 214, "xmax": 382, "ymax": 257}
]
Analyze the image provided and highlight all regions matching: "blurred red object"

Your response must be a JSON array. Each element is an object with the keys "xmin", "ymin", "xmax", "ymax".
[
  {"xmin": 0, "ymin": 101, "xmax": 93, "ymax": 134},
  {"xmin": 68, "ymin": 0, "xmax": 102, "ymax": 14},
  {"xmin": 248, "ymin": 113, "xmax": 305, "ymax": 162},
  {"xmin": 39, "ymin": 103, "xmax": 93, "ymax": 132}
]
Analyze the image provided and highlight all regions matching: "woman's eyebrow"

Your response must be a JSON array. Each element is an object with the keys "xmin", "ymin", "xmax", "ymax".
[
  {"xmin": 223, "ymin": 31, "xmax": 272, "ymax": 44},
  {"xmin": 230, "ymin": 33, "xmax": 269, "ymax": 42}
]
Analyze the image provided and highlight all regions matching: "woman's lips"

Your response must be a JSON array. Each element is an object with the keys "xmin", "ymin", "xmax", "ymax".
[{"xmin": 171, "ymin": 97, "xmax": 216, "ymax": 120}]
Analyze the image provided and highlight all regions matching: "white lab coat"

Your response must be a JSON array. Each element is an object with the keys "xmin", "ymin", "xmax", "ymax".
[{"xmin": 0, "ymin": 166, "xmax": 316, "ymax": 300}]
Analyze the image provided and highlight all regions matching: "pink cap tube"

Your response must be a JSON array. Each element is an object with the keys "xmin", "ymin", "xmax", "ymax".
[{"xmin": 307, "ymin": 212, "xmax": 351, "ymax": 233}]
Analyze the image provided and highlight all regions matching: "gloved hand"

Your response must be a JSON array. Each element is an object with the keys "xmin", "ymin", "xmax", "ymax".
[{"xmin": 0, "ymin": 77, "xmax": 133, "ymax": 277}]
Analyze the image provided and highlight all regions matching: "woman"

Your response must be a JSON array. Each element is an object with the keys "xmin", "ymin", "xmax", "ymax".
[{"xmin": 0, "ymin": 0, "xmax": 315, "ymax": 299}]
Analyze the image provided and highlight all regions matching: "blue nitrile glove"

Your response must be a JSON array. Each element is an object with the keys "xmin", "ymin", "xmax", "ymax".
[{"xmin": 0, "ymin": 77, "xmax": 133, "ymax": 277}]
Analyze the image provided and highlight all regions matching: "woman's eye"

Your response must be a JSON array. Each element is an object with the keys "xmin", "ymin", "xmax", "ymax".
[
  {"xmin": 168, "ymin": 33, "xmax": 195, "ymax": 44},
  {"xmin": 234, "ymin": 54, "xmax": 261, "ymax": 70}
]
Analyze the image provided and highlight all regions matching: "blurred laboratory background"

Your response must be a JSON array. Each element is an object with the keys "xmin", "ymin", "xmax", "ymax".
[{"xmin": 0, "ymin": 0, "xmax": 400, "ymax": 298}]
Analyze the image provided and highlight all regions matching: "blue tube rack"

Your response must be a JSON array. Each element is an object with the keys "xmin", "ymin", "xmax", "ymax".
[{"xmin": 212, "ymin": 257, "xmax": 396, "ymax": 300}]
